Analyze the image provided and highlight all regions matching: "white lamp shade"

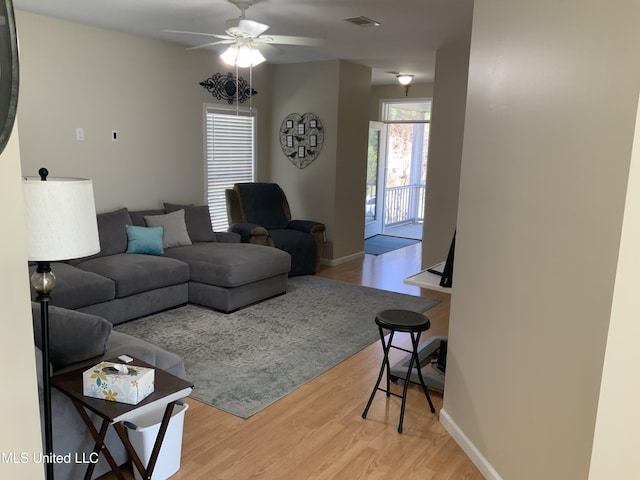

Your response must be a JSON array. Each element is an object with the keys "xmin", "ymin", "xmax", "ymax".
[
  {"xmin": 221, "ymin": 43, "xmax": 266, "ymax": 68},
  {"xmin": 23, "ymin": 177, "xmax": 100, "ymax": 261},
  {"xmin": 220, "ymin": 44, "xmax": 240, "ymax": 66}
]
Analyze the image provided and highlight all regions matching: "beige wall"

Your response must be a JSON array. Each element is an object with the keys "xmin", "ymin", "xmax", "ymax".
[
  {"xmin": 442, "ymin": 1, "xmax": 640, "ymax": 479},
  {"xmin": 588, "ymin": 94, "xmax": 640, "ymax": 478},
  {"xmin": 269, "ymin": 60, "xmax": 370, "ymax": 261},
  {"xmin": 15, "ymin": 10, "xmax": 272, "ymax": 214},
  {"xmin": 0, "ymin": 127, "xmax": 44, "ymax": 479},
  {"xmin": 333, "ymin": 61, "xmax": 372, "ymax": 259},
  {"xmin": 422, "ymin": 43, "xmax": 470, "ymax": 267}
]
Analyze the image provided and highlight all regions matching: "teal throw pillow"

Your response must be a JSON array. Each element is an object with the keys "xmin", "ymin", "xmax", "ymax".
[{"xmin": 125, "ymin": 224, "xmax": 164, "ymax": 255}]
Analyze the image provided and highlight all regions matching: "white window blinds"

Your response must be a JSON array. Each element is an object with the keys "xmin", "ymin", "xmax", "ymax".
[{"xmin": 204, "ymin": 104, "xmax": 256, "ymax": 231}]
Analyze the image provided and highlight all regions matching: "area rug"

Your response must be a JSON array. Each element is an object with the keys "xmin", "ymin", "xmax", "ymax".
[
  {"xmin": 364, "ymin": 234, "xmax": 420, "ymax": 255},
  {"xmin": 114, "ymin": 276, "xmax": 438, "ymax": 418}
]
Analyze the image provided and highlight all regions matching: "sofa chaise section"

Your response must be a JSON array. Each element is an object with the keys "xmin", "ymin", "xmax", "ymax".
[{"xmin": 163, "ymin": 242, "xmax": 290, "ymax": 312}]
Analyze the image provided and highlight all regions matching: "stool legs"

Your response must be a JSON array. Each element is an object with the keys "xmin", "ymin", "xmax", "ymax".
[
  {"xmin": 362, "ymin": 327, "xmax": 436, "ymax": 433},
  {"xmin": 362, "ymin": 327, "xmax": 394, "ymax": 419}
]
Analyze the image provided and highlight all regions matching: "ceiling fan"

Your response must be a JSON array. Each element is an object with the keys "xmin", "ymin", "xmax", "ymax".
[{"xmin": 165, "ymin": 0, "xmax": 323, "ymax": 67}]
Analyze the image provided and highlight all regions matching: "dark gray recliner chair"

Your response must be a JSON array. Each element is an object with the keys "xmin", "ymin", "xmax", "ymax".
[{"xmin": 225, "ymin": 182, "xmax": 325, "ymax": 276}]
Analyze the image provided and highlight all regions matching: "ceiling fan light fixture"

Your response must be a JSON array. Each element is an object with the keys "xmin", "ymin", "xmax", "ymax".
[
  {"xmin": 221, "ymin": 43, "xmax": 266, "ymax": 68},
  {"xmin": 397, "ymin": 74, "xmax": 414, "ymax": 86}
]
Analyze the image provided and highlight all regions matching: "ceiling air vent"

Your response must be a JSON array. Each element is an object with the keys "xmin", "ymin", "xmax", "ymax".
[{"xmin": 344, "ymin": 16, "xmax": 381, "ymax": 27}]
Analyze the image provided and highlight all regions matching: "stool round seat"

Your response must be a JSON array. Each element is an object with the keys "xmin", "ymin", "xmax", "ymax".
[{"xmin": 375, "ymin": 309, "xmax": 431, "ymax": 333}]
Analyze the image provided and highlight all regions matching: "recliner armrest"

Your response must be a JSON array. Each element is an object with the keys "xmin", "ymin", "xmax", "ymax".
[
  {"xmin": 288, "ymin": 220, "xmax": 326, "ymax": 237},
  {"xmin": 229, "ymin": 223, "xmax": 273, "ymax": 246}
]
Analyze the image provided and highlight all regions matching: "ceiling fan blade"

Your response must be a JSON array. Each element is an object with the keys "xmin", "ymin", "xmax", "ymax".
[
  {"xmin": 164, "ymin": 29, "xmax": 232, "ymax": 40},
  {"xmin": 186, "ymin": 40, "xmax": 234, "ymax": 51},
  {"xmin": 225, "ymin": 18, "xmax": 270, "ymax": 37},
  {"xmin": 258, "ymin": 35, "xmax": 324, "ymax": 47}
]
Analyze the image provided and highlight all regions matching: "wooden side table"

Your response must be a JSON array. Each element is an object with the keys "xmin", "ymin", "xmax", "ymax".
[{"xmin": 51, "ymin": 357, "xmax": 193, "ymax": 480}]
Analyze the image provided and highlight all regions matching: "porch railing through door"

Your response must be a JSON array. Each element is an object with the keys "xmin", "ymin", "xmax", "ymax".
[{"xmin": 384, "ymin": 184, "xmax": 425, "ymax": 226}]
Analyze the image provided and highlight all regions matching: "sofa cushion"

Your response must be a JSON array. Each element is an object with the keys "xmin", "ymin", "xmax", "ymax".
[
  {"xmin": 96, "ymin": 208, "xmax": 132, "ymax": 257},
  {"xmin": 144, "ymin": 210, "xmax": 193, "ymax": 248},
  {"xmin": 76, "ymin": 253, "xmax": 190, "ymax": 298},
  {"xmin": 163, "ymin": 242, "xmax": 291, "ymax": 288},
  {"xmin": 164, "ymin": 203, "xmax": 217, "ymax": 242},
  {"xmin": 106, "ymin": 331, "xmax": 186, "ymax": 378},
  {"xmin": 129, "ymin": 209, "xmax": 164, "ymax": 227},
  {"xmin": 32, "ymin": 303, "xmax": 112, "ymax": 370},
  {"xmin": 29, "ymin": 262, "xmax": 115, "ymax": 310},
  {"xmin": 125, "ymin": 225, "xmax": 164, "ymax": 255}
]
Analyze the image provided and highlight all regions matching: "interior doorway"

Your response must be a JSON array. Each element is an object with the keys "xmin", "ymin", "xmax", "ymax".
[{"xmin": 364, "ymin": 100, "xmax": 431, "ymax": 241}]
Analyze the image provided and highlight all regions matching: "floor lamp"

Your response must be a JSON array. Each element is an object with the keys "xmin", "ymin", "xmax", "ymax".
[{"xmin": 23, "ymin": 168, "xmax": 100, "ymax": 479}]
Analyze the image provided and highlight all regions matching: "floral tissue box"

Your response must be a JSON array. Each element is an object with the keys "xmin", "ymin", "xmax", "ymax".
[{"xmin": 82, "ymin": 361, "xmax": 155, "ymax": 405}]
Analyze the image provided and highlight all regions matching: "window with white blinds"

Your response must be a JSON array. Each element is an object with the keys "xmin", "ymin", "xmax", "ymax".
[{"xmin": 204, "ymin": 104, "xmax": 256, "ymax": 231}]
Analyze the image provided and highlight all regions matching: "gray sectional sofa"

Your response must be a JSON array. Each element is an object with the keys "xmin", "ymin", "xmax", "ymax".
[{"xmin": 29, "ymin": 204, "xmax": 291, "ymax": 324}]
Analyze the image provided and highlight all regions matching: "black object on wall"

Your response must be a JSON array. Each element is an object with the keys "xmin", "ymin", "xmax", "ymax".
[
  {"xmin": 440, "ymin": 231, "xmax": 455, "ymax": 288},
  {"xmin": 199, "ymin": 72, "xmax": 257, "ymax": 104}
]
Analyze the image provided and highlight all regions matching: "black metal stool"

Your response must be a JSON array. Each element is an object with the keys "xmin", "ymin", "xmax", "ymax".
[{"xmin": 362, "ymin": 309, "xmax": 436, "ymax": 433}]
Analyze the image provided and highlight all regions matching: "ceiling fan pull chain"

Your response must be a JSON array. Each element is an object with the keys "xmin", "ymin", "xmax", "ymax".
[
  {"xmin": 249, "ymin": 64, "xmax": 253, "ymax": 113},
  {"xmin": 235, "ymin": 63, "xmax": 240, "ymax": 115}
]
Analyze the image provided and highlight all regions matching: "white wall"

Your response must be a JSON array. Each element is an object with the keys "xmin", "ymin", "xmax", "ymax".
[
  {"xmin": 442, "ymin": 1, "xmax": 640, "ymax": 479},
  {"xmin": 15, "ymin": 10, "xmax": 271, "ymax": 214},
  {"xmin": 0, "ymin": 126, "xmax": 44, "ymax": 479}
]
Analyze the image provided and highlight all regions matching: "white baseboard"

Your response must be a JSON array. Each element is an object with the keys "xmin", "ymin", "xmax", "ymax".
[
  {"xmin": 320, "ymin": 251, "xmax": 365, "ymax": 267},
  {"xmin": 439, "ymin": 408, "xmax": 503, "ymax": 480}
]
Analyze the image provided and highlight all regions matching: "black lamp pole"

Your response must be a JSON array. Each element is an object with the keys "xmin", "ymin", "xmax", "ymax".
[
  {"xmin": 35, "ymin": 265, "xmax": 54, "ymax": 480},
  {"xmin": 31, "ymin": 168, "xmax": 55, "ymax": 480}
]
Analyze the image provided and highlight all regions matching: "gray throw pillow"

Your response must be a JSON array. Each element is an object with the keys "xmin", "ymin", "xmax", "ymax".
[
  {"xmin": 144, "ymin": 209, "xmax": 193, "ymax": 248},
  {"xmin": 31, "ymin": 303, "xmax": 112, "ymax": 370},
  {"xmin": 96, "ymin": 207, "xmax": 132, "ymax": 257},
  {"xmin": 164, "ymin": 203, "xmax": 217, "ymax": 242},
  {"xmin": 129, "ymin": 209, "xmax": 164, "ymax": 227}
]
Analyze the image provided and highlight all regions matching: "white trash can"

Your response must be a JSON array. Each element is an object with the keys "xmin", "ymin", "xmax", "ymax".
[{"xmin": 124, "ymin": 402, "xmax": 189, "ymax": 480}]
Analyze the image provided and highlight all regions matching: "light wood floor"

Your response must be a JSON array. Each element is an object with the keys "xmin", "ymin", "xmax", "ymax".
[{"xmin": 102, "ymin": 243, "xmax": 483, "ymax": 480}]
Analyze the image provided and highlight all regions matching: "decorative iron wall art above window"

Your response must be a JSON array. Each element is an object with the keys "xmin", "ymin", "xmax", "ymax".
[
  {"xmin": 199, "ymin": 72, "xmax": 257, "ymax": 104},
  {"xmin": 279, "ymin": 113, "xmax": 324, "ymax": 169}
]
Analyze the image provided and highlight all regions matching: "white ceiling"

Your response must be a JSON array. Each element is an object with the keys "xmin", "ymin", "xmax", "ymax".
[{"xmin": 13, "ymin": 0, "xmax": 473, "ymax": 85}]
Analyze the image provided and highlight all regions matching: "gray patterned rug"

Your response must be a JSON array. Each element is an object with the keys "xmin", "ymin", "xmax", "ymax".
[{"xmin": 114, "ymin": 276, "xmax": 438, "ymax": 418}]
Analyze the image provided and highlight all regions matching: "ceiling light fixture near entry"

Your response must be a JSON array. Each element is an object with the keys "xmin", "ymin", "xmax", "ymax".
[
  {"xmin": 396, "ymin": 74, "xmax": 414, "ymax": 86},
  {"xmin": 387, "ymin": 71, "xmax": 415, "ymax": 96}
]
